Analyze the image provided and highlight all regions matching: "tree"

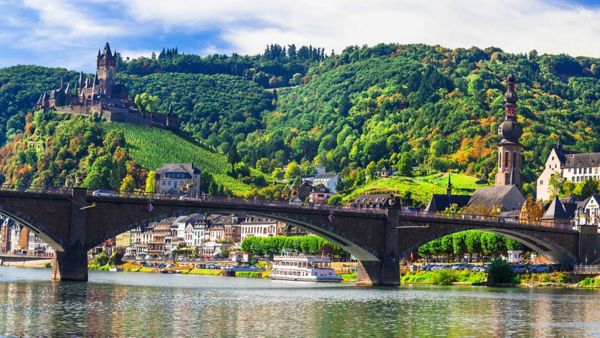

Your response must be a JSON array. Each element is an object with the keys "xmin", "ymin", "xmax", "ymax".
[
  {"xmin": 145, "ymin": 170, "xmax": 156, "ymax": 193},
  {"xmin": 134, "ymin": 93, "xmax": 160, "ymax": 114},
  {"xmin": 227, "ymin": 144, "xmax": 240, "ymax": 172},
  {"xmin": 487, "ymin": 258, "xmax": 516, "ymax": 285},
  {"xmin": 119, "ymin": 174, "xmax": 136, "ymax": 192},
  {"xmin": 397, "ymin": 152, "xmax": 413, "ymax": 177},
  {"xmin": 285, "ymin": 161, "xmax": 302, "ymax": 181}
]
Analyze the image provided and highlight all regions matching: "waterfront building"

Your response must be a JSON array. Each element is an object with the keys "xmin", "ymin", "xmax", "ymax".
[
  {"xmin": 185, "ymin": 220, "xmax": 208, "ymax": 248},
  {"xmin": 540, "ymin": 196, "xmax": 574, "ymax": 227},
  {"xmin": 240, "ymin": 216, "xmax": 279, "ymax": 241},
  {"xmin": 466, "ymin": 185, "xmax": 525, "ymax": 213},
  {"xmin": 115, "ymin": 232, "xmax": 131, "ymax": 248},
  {"xmin": 155, "ymin": 163, "xmax": 201, "ymax": 195}
]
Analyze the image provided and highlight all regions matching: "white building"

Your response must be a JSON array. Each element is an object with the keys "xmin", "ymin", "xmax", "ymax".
[
  {"xmin": 537, "ymin": 144, "xmax": 600, "ymax": 201},
  {"xmin": 307, "ymin": 172, "xmax": 339, "ymax": 194},
  {"xmin": 155, "ymin": 163, "xmax": 201, "ymax": 195},
  {"xmin": 576, "ymin": 195, "xmax": 600, "ymax": 230},
  {"xmin": 241, "ymin": 216, "xmax": 280, "ymax": 241},
  {"xmin": 185, "ymin": 222, "xmax": 208, "ymax": 248}
]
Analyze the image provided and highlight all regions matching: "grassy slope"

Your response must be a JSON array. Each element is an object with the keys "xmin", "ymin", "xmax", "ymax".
[
  {"xmin": 106, "ymin": 123, "xmax": 253, "ymax": 195},
  {"xmin": 344, "ymin": 173, "xmax": 488, "ymax": 206}
]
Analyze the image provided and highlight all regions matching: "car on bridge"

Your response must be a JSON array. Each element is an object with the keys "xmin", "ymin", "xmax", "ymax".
[{"xmin": 92, "ymin": 189, "xmax": 115, "ymax": 197}]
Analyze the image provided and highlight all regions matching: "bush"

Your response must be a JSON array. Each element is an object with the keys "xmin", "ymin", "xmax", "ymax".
[
  {"xmin": 235, "ymin": 271, "xmax": 262, "ymax": 278},
  {"xmin": 487, "ymin": 258, "xmax": 515, "ymax": 285},
  {"xmin": 431, "ymin": 270, "xmax": 454, "ymax": 285},
  {"xmin": 578, "ymin": 277, "xmax": 600, "ymax": 288},
  {"xmin": 44, "ymin": 262, "xmax": 52, "ymax": 268}
]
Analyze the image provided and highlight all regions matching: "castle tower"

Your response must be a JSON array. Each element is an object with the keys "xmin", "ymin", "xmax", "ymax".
[
  {"xmin": 97, "ymin": 42, "xmax": 116, "ymax": 98},
  {"xmin": 495, "ymin": 73, "xmax": 523, "ymax": 191}
]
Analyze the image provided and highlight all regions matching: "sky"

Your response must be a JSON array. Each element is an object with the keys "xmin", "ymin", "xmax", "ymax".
[{"xmin": 1, "ymin": 0, "xmax": 600, "ymax": 72}]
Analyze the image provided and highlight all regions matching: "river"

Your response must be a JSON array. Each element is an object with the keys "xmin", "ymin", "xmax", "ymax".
[{"xmin": 1, "ymin": 266, "xmax": 600, "ymax": 337}]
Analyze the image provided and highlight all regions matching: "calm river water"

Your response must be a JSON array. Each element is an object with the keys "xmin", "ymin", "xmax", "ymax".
[{"xmin": 2, "ymin": 266, "xmax": 600, "ymax": 337}]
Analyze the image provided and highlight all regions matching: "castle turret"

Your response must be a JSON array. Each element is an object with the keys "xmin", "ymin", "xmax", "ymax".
[
  {"xmin": 97, "ymin": 42, "xmax": 116, "ymax": 98},
  {"xmin": 495, "ymin": 73, "xmax": 523, "ymax": 191}
]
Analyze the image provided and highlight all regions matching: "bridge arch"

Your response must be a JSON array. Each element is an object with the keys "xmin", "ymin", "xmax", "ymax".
[
  {"xmin": 89, "ymin": 208, "xmax": 380, "ymax": 262},
  {"xmin": 0, "ymin": 203, "xmax": 64, "ymax": 251},
  {"xmin": 399, "ymin": 226, "xmax": 577, "ymax": 264}
]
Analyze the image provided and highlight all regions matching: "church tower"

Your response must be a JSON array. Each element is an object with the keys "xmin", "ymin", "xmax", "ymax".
[
  {"xmin": 495, "ymin": 73, "xmax": 523, "ymax": 190},
  {"xmin": 96, "ymin": 42, "xmax": 116, "ymax": 98}
]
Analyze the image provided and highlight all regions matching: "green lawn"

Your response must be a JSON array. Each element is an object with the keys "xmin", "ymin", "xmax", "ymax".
[
  {"xmin": 106, "ymin": 123, "xmax": 253, "ymax": 195},
  {"xmin": 344, "ymin": 173, "xmax": 488, "ymax": 206}
]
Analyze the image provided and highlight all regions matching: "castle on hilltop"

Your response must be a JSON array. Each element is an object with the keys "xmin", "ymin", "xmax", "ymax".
[{"xmin": 36, "ymin": 42, "xmax": 178, "ymax": 129}]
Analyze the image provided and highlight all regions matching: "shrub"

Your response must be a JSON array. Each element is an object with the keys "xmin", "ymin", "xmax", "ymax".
[
  {"xmin": 431, "ymin": 270, "xmax": 454, "ymax": 285},
  {"xmin": 578, "ymin": 277, "xmax": 600, "ymax": 288},
  {"xmin": 538, "ymin": 273, "xmax": 552, "ymax": 283},
  {"xmin": 487, "ymin": 258, "xmax": 515, "ymax": 285},
  {"xmin": 235, "ymin": 271, "xmax": 262, "ymax": 278},
  {"xmin": 44, "ymin": 262, "xmax": 52, "ymax": 268}
]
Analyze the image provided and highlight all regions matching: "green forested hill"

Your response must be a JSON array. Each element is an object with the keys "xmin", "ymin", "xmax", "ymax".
[{"xmin": 2, "ymin": 43, "xmax": 600, "ymax": 198}]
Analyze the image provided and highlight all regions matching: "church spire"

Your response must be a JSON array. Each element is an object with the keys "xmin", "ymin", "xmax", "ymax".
[
  {"xmin": 495, "ymin": 72, "xmax": 523, "ymax": 191},
  {"xmin": 446, "ymin": 172, "xmax": 452, "ymax": 197}
]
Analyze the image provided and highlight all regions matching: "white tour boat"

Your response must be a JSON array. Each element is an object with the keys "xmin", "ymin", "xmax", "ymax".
[{"xmin": 270, "ymin": 255, "xmax": 342, "ymax": 282}]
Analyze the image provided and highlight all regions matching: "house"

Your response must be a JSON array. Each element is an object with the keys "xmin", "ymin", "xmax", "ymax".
[
  {"xmin": 115, "ymin": 232, "xmax": 131, "ymax": 248},
  {"xmin": 575, "ymin": 195, "xmax": 600, "ymax": 230},
  {"xmin": 540, "ymin": 196, "xmax": 573, "ymax": 227},
  {"xmin": 295, "ymin": 180, "xmax": 313, "ymax": 202},
  {"xmin": 209, "ymin": 225, "xmax": 225, "ymax": 242},
  {"xmin": 307, "ymin": 172, "xmax": 339, "ymax": 193},
  {"xmin": 209, "ymin": 214, "xmax": 241, "ymax": 243},
  {"xmin": 309, "ymin": 184, "xmax": 333, "ymax": 204},
  {"xmin": 380, "ymin": 167, "xmax": 390, "ymax": 178},
  {"xmin": 184, "ymin": 218, "xmax": 209, "ymax": 248},
  {"xmin": 148, "ymin": 218, "xmax": 174, "ymax": 256},
  {"xmin": 466, "ymin": 185, "xmax": 525, "ymax": 213},
  {"xmin": 155, "ymin": 163, "xmax": 201, "ymax": 195},
  {"xmin": 536, "ymin": 140, "xmax": 600, "ymax": 201}
]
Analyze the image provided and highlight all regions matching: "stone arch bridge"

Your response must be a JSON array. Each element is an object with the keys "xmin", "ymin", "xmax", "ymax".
[{"xmin": 0, "ymin": 188, "xmax": 598, "ymax": 286}]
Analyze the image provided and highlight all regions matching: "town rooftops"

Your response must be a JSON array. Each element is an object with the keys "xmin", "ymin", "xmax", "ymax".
[
  {"xmin": 467, "ymin": 185, "xmax": 525, "ymax": 211},
  {"xmin": 541, "ymin": 196, "xmax": 571, "ymax": 220},
  {"xmin": 563, "ymin": 153, "xmax": 600, "ymax": 169},
  {"xmin": 156, "ymin": 163, "xmax": 200, "ymax": 178},
  {"xmin": 425, "ymin": 194, "xmax": 471, "ymax": 213}
]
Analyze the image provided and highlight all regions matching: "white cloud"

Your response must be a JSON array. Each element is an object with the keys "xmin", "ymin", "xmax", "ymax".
[{"xmin": 120, "ymin": 0, "xmax": 600, "ymax": 57}]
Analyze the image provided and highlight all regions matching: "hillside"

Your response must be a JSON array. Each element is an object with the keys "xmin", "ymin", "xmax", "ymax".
[
  {"xmin": 343, "ymin": 173, "xmax": 487, "ymax": 206},
  {"xmin": 105, "ymin": 123, "xmax": 254, "ymax": 195},
  {"xmin": 2, "ymin": 43, "xmax": 600, "ymax": 198},
  {"xmin": 0, "ymin": 112, "xmax": 255, "ymax": 195}
]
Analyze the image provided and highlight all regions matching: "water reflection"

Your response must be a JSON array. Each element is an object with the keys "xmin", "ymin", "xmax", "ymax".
[{"xmin": 1, "ymin": 267, "xmax": 600, "ymax": 336}]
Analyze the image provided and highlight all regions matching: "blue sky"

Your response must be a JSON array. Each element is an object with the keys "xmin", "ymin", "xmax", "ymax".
[{"xmin": 1, "ymin": 0, "xmax": 600, "ymax": 72}]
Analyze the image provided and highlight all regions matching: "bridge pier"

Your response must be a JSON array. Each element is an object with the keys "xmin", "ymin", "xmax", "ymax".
[
  {"xmin": 52, "ymin": 187, "xmax": 88, "ymax": 282},
  {"xmin": 52, "ymin": 244, "xmax": 88, "ymax": 281},
  {"xmin": 357, "ymin": 200, "xmax": 401, "ymax": 286}
]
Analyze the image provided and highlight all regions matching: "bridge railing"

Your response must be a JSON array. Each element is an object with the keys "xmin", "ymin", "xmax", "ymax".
[
  {"xmin": 399, "ymin": 210, "xmax": 575, "ymax": 231},
  {"xmin": 574, "ymin": 265, "xmax": 600, "ymax": 275},
  {"xmin": 86, "ymin": 190, "xmax": 388, "ymax": 215},
  {"xmin": 0, "ymin": 184, "xmax": 72, "ymax": 195}
]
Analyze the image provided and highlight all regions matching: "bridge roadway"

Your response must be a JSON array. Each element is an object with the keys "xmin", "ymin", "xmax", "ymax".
[{"xmin": 0, "ymin": 187, "xmax": 598, "ymax": 286}]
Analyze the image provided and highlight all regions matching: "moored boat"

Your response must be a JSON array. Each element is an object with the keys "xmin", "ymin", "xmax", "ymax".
[{"xmin": 270, "ymin": 255, "xmax": 342, "ymax": 282}]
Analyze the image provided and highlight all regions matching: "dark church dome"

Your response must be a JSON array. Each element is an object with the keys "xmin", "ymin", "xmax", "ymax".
[{"xmin": 498, "ymin": 119, "xmax": 522, "ymax": 142}]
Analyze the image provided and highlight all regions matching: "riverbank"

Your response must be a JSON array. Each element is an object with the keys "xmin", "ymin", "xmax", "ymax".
[
  {"xmin": 400, "ymin": 270, "xmax": 600, "ymax": 288},
  {"xmin": 0, "ymin": 258, "xmax": 52, "ymax": 268}
]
